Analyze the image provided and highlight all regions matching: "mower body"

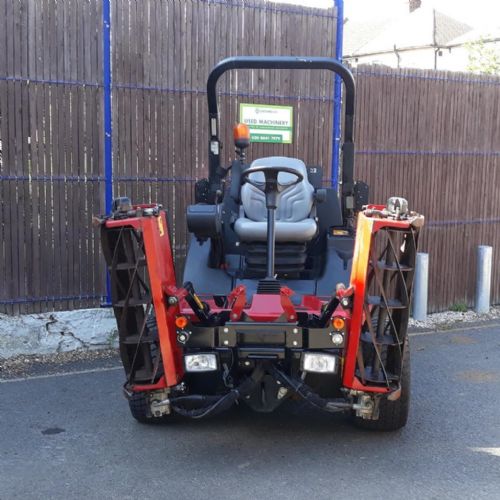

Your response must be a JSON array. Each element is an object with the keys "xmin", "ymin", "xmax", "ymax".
[{"xmin": 100, "ymin": 57, "xmax": 424, "ymax": 428}]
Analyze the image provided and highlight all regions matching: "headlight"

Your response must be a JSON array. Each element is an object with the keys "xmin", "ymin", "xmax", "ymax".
[
  {"xmin": 301, "ymin": 353, "xmax": 338, "ymax": 374},
  {"xmin": 184, "ymin": 353, "xmax": 218, "ymax": 372}
]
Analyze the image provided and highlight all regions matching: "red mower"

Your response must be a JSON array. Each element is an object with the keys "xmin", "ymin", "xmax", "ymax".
[{"xmin": 99, "ymin": 57, "xmax": 424, "ymax": 430}]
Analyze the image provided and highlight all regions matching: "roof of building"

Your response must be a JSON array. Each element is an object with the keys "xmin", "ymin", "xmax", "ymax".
[
  {"xmin": 345, "ymin": 6, "xmax": 473, "ymax": 57},
  {"xmin": 343, "ymin": 18, "xmax": 395, "ymax": 56},
  {"xmin": 446, "ymin": 26, "xmax": 500, "ymax": 46}
]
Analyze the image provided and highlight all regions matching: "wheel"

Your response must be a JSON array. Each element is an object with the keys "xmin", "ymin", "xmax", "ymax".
[
  {"xmin": 353, "ymin": 339, "xmax": 410, "ymax": 431},
  {"xmin": 128, "ymin": 392, "xmax": 173, "ymax": 424}
]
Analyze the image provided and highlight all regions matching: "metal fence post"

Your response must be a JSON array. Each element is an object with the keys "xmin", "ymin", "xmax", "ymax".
[
  {"xmin": 475, "ymin": 245, "xmax": 492, "ymax": 314},
  {"xmin": 412, "ymin": 252, "xmax": 429, "ymax": 321},
  {"xmin": 331, "ymin": 0, "xmax": 344, "ymax": 189},
  {"xmin": 102, "ymin": 0, "xmax": 113, "ymax": 305}
]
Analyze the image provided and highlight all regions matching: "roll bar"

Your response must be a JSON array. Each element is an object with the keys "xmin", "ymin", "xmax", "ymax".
[{"xmin": 206, "ymin": 56, "xmax": 356, "ymax": 203}]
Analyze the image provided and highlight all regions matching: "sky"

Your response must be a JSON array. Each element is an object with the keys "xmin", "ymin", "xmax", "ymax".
[{"xmin": 269, "ymin": 0, "xmax": 500, "ymax": 30}]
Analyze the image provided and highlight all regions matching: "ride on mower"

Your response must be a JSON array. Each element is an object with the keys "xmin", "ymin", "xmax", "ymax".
[{"xmin": 99, "ymin": 57, "xmax": 424, "ymax": 430}]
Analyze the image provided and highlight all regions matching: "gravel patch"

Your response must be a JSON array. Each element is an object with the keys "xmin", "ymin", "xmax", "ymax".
[
  {"xmin": 409, "ymin": 306, "xmax": 500, "ymax": 331},
  {"xmin": 0, "ymin": 348, "xmax": 121, "ymax": 379}
]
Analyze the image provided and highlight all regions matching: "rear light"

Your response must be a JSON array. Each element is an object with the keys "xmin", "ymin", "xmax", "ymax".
[
  {"xmin": 184, "ymin": 353, "xmax": 218, "ymax": 372},
  {"xmin": 332, "ymin": 317, "xmax": 345, "ymax": 331},
  {"xmin": 301, "ymin": 353, "xmax": 338, "ymax": 374},
  {"xmin": 175, "ymin": 316, "xmax": 189, "ymax": 329}
]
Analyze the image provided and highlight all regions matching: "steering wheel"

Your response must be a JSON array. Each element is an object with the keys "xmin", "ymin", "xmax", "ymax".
[{"xmin": 241, "ymin": 165, "xmax": 303, "ymax": 209}]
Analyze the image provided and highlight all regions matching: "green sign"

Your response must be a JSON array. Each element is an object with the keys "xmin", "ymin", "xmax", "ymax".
[{"xmin": 239, "ymin": 103, "xmax": 293, "ymax": 144}]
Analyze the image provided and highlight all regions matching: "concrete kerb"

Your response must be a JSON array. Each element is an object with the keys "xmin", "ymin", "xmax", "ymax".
[{"xmin": 0, "ymin": 308, "xmax": 118, "ymax": 359}]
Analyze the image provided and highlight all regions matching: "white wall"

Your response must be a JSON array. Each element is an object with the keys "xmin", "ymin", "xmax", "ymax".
[
  {"xmin": 348, "ymin": 40, "xmax": 500, "ymax": 72},
  {"xmin": 349, "ymin": 48, "xmax": 437, "ymax": 70}
]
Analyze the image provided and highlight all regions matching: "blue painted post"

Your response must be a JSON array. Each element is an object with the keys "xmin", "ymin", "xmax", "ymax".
[
  {"xmin": 331, "ymin": 0, "xmax": 344, "ymax": 189},
  {"xmin": 103, "ymin": 0, "xmax": 113, "ymax": 305}
]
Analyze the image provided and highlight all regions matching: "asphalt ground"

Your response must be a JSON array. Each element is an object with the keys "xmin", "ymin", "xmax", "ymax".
[{"xmin": 1, "ymin": 325, "xmax": 500, "ymax": 500}]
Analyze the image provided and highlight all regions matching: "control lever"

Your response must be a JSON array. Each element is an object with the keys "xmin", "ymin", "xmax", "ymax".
[{"xmin": 182, "ymin": 281, "xmax": 213, "ymax": 324}]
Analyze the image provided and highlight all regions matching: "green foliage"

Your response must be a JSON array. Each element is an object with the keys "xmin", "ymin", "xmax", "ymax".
[
  {"xmin": 450, "ymin": 303, "xmax": 468, "ymax": 313},
  {"xmin": 466, "ymin": 37, "xmax": 500, "ymax": 75}
]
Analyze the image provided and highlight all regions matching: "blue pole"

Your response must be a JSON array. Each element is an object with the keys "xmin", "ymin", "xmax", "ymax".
[
  {"xmin": 103, "ymin": 0, "xmax": 113, "ymax": 306},
  {"xmin": 331, "ymin": 0, "xmax": 344, "ymax": 189}
]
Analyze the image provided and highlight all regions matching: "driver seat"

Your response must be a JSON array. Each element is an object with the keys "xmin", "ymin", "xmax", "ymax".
[{"xmin": 234, "ymin": 157, "xmax": 318, "ymax": 243}]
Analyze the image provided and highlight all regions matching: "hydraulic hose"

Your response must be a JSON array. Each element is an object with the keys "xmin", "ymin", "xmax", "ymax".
[
  {"xmin": 169, "ymin": 365, "xmax": 265, "ymax": 419},
  {"xmin": 170, "ymin": 390, "xmax": 239, "ymax": 419},
  {"xmin": 270, "ymin": 365, "xmax": 353, "ymax": 413},
  {"xmin": 168, "ymin": 364, "xmax": 353, "ymax": 418}
]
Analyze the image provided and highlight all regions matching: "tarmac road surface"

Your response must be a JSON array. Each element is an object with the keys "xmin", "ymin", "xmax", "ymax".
[{"xmin": 1, "ymin": 325, "xmax": 500, "ymax": 500}]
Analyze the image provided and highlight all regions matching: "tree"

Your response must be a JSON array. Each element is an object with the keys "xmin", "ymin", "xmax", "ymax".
[{"xmin": 466, "ymin": 37, "xmax": 500, "ymax": 75}]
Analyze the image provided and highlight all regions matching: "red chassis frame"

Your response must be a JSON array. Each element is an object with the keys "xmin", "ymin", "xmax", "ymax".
[{"xmin": 104, "ymin": 204, "xmax": 419, "ymax": 396}]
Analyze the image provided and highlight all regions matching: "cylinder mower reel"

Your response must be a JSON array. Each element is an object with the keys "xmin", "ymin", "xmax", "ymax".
[{"xmin": 99, "ymin": 56, "xmax": 424, "ymax": 432}]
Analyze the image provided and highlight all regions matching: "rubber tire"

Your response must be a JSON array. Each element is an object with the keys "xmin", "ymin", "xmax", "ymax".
[
  {"xmin": 353, "ymin": 339, "xmax": 410, "ymax": 432},
  {"xmin": 128, "ymin": 392, "xmax": 172, "ymax": 424}
]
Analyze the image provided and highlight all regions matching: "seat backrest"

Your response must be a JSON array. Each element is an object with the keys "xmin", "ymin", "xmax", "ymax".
[{"xmin": 240, "ymin": 157, "xmax": 315, "ymax": 222}]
